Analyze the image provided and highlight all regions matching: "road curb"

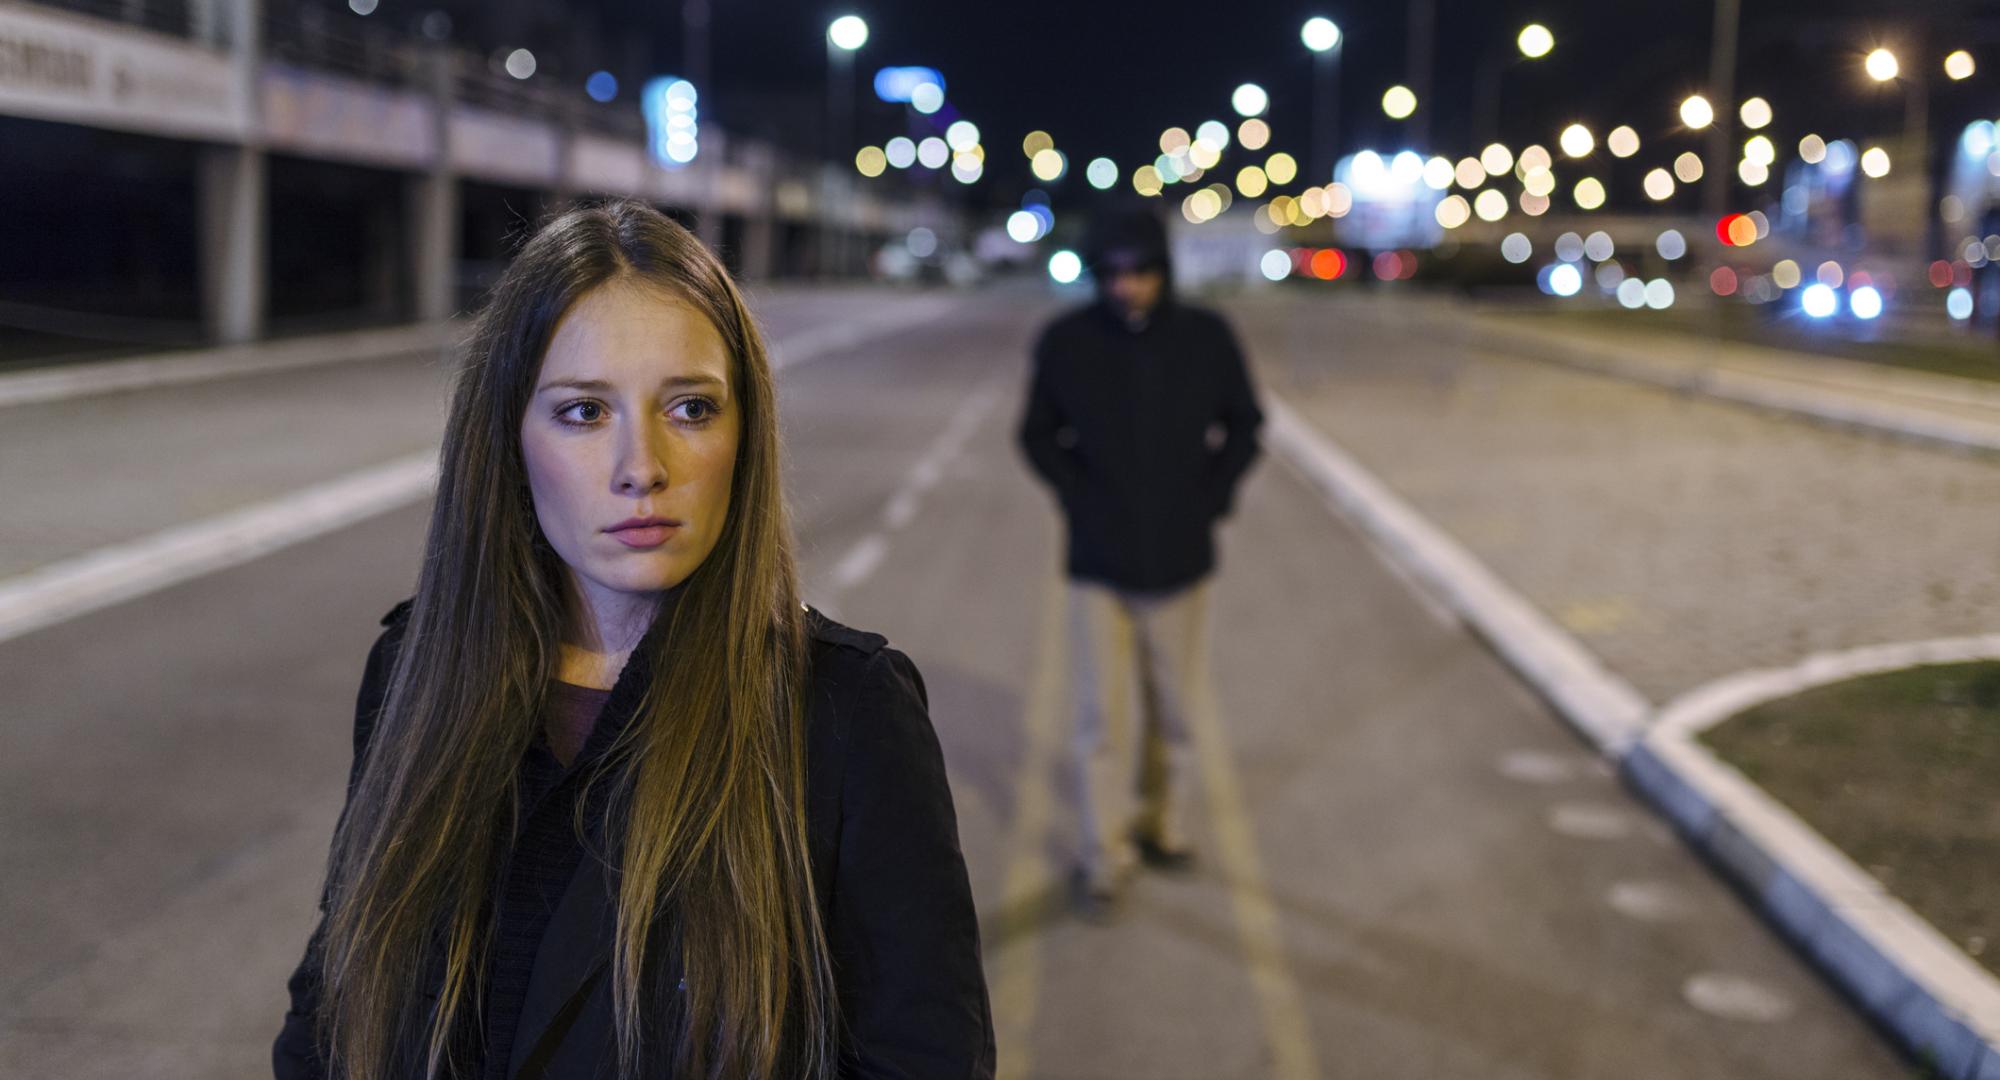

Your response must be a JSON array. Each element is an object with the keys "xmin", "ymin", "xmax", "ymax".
[{"xmin": 1266, "ymin": 392, "xmax": 2000, "ymax": 1078}]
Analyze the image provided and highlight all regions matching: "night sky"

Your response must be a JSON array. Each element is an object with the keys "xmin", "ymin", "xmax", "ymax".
[{"xmin": 528, "ymin": 0, "xmax": 2000, "ymax": 208}]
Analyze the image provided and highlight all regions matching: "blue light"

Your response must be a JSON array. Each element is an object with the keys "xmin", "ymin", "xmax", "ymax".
[
  {"xmin": 874, "ymin": 66, "xmax": 946, "ymax": 104},
  {"xmin": 586, "ymin": 71, "xmax": 618, "ymax": 103},
  {"xmin": 1801, "ymin": 283, "xmax": 1838, "ymax": 318},
  {"xmin": 1964, "ymin": 121, "xmax": 1996, "ymax": 160},
  {"xmin": 1549, "ymin": 263, "xmax": 1583, "ymax": 297},
  {"xmin": 1949, "ymin": 287, "xmax": 1974, "ymax": 320},
  {"xmin": 642, "ymin": 77, "xmax": 699, "ymax": 167},
  {"xmin": 1849, "ymin": 285, "xmax": 1883, "ymax": 320}
]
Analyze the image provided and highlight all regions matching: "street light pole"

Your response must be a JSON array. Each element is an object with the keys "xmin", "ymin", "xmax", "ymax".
[
  {"xmin": 1702, "ymin": 0, "xmax": 1740, "ymax": 222},
  {"xmin": 824, "ymin": 15, "xmax": 866, "ymax": 278},
  {"xmin": 1303, "ymin": 18, "xmax": 1342, "ymax": 183}
]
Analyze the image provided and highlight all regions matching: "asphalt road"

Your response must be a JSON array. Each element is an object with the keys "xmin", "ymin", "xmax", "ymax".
[{"xmin": 0, "ymin": 283, "xmax": 1911, "ymax": 1078}]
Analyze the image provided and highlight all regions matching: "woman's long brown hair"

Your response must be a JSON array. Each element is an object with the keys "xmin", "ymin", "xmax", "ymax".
[{"xmin": 314, "ymin": 199, "xmax": 833, "ymax": 1079}]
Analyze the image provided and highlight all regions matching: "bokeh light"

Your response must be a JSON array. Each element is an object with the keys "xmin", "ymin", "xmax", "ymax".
[
  {"xmin": 1266, "ymin": 152, "xmax": 1299, "ymax": 185},
  {"xmin": 586, "ymin": 71, "xmax": 618, "ymax": 102},
  {"xmin": 1159, "ymin": 127, "xmax": 1191, "ymax": 154},
  {"xmin": 1435, "ymin": 195, "xmax": 1471, "ymax": 229},
  {"xmin": 1573, "ymin": 177, "xmax": 1606, "ymax": 209},
  {"xmin": 1802, "ymin": 282, "xmax": 1838, "ymax": 317},
  {"xmin": 505, "ymin": 48, "xmax": 537, "ymax": 80},
  {"xmin": 1744, "ymin": 135, "xmax": 1775, "ymax": 165},
  {"xmin": 1474, "ymin": 189, "xmax": 1508, "ymax": 222},
  {"xmin": 1455, "ymin": 157, "xmax": 1486, "ymax": 188},
  {"xmin": 1860, "ymin": 146, "xmax": 1891, "ymax": 177},
  {"xmin": 1006, "ymin": 210, "xmax": 1040, "ymax": 243},
  {"xmin": 946, "ymin": 121, "xmax": 980, "ymax": 152},
  {"xmin": 1260, "ymin": 249, "xmax": 1292, "ymax": 281},
  {"xmin": 1850, "ymin": 285, "xmax": 1883, "ymax": 319},
  {"xmin": 1674, "ymin": 151, "xmax": 1704, "ymax": 183},
  {"xmin": 1584, "ymin": 231, "xmax": 1614, "ymax": 262},
  {"xmin": 1946, "ymin": 50, "xmax": 1977, "ymax": 81},
  {"xmin": 1382, "ymin": 85, "xmax": 1417, "ymax": 120},
  {"xmin": 1549, "ymin": 263, "xmax": 1583, "ymax": 297},
  {"xmin": 1607, "ymin": 126, "xmax": 1640, "ymax": 158},
  {"xmin": 1086, "ymin": 157, "xmax": 1118, "ymax": 190},
  {"xmin": 1233, "ymin": 83, "xmax": 1269, "ymax": 117},
  {"xmin": 1238, "ymin": 119, "xmax": 1271, "ymax": 151},
  {"xmin": 1302, "ymin": 17, "xmax": 1342, "ymax": 53},
  {"xmin": 1772, "ymin": 259, "xmax": 1801, "ymax": 289},
  {"xmin": 1423, "ymin": 156, "xmax": 1455, "ymax": 190},
  {"xmin": 1799, "ymin": 134, "xmax": 1827, "ymax": 164},
  {"xmin": 918, "ymin": 137, "xmax": 949, "ymax": 169},
  {"xmin": 1501, "ymin": 233, "xmax": 1533, "ymax": 263},
  {"xmin": 1048, "ymin": 250, "xmax": 1082, "ymax": 284},
  {"xmin": 1738, "ymin": 159, "xmax": 1769, "ymax": 186},
  {"xmin": 827, "ymin": 14, "xmax": 869, "ymax": 50},
  {"xmin": 1481, "ymin": 143, "xmax": 1515, "ymax": 176},
  {"xmin": 1644, "ymin": 168, "xmax": 1675, "ymax": 200},
  {"xmin": 855, "ymin": 146, "xmax": 886, "ymax": 177},
  {"xmin": 1679, "ymin": 95, "xmax": 1714, "ymax": 129},
  {"xmin": 1645, "ymin": 279, "xmax": 1675, "ymax": 310},
  {"xmin": 1656, "ymin": 229, "xmax": 1687, "ymax": 260},
  {"xmin": 910, "ymin": 82, "xmax": 944, "ymax": 114},
  {"xmin": 1237, "ymin": 166, "xmax": 1269, "ymax": 198},
  {"xmin": 1133, "ymin": 165, "xmax": 1163, "ymax": 196},
  {"xmin": 1739, "ymin": 97, "xmax": 1772, "ymax": 130},
  {"xmin": 886, "ymin": 137, "xmax": 916, "ymax": 168},
  {"xmin": 1031, "ymin": 148, "xmax": 1067, "ymax": 181},
  {"xmin": 1518, "ymin": 23, "xmax": 1554, "ymax": 59},
  {"xmin": 1865, "ymin": 48, "xmax": 1899, "ymax": 82},
  {"xmin": 1618, "ymin": 278, "xmax": 1647, "ymax": 308},
  {"xmin": 1949, "ymin": 287, "xmax": 1975, "ymax": 319},
  {"xmin": 1559, "ymin": 124, "xmax": 1594, "ymax": 158}
]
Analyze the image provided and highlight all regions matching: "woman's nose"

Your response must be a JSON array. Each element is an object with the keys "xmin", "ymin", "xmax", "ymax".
[{"xmin": 614, "ymin": 421, "xmax": 669, "ymax": 494}]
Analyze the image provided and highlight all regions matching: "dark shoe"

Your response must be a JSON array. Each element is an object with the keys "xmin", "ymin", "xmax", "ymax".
[
  {"xmin": 1133, "ymin": 832, "xmax": 1196, "ymax": 873},
  {"xmin": 1069, "ymin": 866, "xmax": 1121, "ymax": 924}
]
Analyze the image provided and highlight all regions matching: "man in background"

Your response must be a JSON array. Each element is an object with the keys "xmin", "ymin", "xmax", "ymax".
[{"xmin": 1016, "ymin": 206, "xmax": 1264, "ymax": 920}]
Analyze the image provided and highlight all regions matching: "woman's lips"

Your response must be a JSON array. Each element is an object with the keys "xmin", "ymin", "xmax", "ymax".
[{"xmin": 608, "ymin": 524, "xmax": 679, "ymax": 548}]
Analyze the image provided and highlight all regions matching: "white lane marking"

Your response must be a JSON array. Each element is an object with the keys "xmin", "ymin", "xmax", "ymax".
[
  {"xmin": 826, "ymin": 534, "xmax": 889, "ymax": 594},
  {"xmin": 1495, "ymin": 749, "xmax": 1582, "ymax": 784},
  {"xmin": 0, "ymin": 304, "xmax": 966, "ymax": 642},
  {"xmin": 0, "ymin": 452, "xmax": 438, "ymax": 644},
  {"xmin": 1606, "ymin": 880, "xmax": 1697, "ymax": 923},
  {"xmin": 768, "ymin": 295, "xmax": 962, "ymax": 371},
  {"xmin": 0, "ymin": 324, "xmax": 458, "ymax": 408},
  {"xmin": 822, "ymin": 380, "xmax": 1003, "ymax": 596},
  {"xmin": 1546, "ymin": 802, "xmax": 1636, "ymax": 840},
  {"xmin": 1682, "ymin": 973, "xmax": 1797, "ymax": 1023}
]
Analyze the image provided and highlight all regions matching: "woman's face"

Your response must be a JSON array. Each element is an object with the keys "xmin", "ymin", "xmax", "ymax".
[{"xmin": 521, "ymin": 280, "xmax": 741, "ymax": 624}]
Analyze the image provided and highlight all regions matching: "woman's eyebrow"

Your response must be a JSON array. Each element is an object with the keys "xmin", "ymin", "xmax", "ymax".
[{"xmin": 537, "ymin": 374, "xmax": 727, "ymax": 394}]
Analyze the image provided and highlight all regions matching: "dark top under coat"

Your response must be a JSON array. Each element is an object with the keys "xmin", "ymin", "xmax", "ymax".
[{"xmin": 272, "ymin": 597, "xmax": 996, "ymax": 1079}]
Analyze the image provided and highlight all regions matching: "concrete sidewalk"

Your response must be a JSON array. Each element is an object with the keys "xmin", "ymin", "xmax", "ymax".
[{"xmin": 1357, "ymin": 293, "xmax": 2000, "ymax": 456}]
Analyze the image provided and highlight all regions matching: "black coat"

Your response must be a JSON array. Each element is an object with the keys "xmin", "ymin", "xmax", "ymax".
[
  {"xmin": 1017, "ymin": 298, "xmax": 1263, "ymax": 593},
  {"xmin": 272, "ymin": 599, "xmax": 995, "ymax": 1079}
]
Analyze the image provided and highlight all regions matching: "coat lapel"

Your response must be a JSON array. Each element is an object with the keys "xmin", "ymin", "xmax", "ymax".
[{"xmin": 506, "ymin": 851, "xmax": 616, "ymax": 1080}]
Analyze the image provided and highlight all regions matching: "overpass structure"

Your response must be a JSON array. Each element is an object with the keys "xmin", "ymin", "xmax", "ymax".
[{"xmin": 0, "ymin": 0, "xmax": 955, "ymax": 344}]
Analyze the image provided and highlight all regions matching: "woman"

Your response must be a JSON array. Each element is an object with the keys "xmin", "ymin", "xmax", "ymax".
[{"xmin": 272, "ymin": 200, "xmax": 994, "ymax": 1080}]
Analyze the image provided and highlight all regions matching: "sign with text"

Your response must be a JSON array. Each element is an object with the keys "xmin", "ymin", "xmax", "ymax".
[{"xmin": 0, "ymin": 3, "xmax": 247, "ymax": 141}]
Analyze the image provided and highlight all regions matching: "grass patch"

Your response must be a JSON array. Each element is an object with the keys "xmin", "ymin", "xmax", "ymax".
[
  {"xmin": 1508, "ymin": 303, "xmax": 2000, "ymax": 385},
  {"xmin": 1701, "ymin": 662, "xmax": 2000, "ymax": 978}
]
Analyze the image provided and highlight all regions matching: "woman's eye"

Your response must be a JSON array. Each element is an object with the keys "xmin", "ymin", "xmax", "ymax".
[
  {"xmin": 559, "ymin": 401, "xmax": 604, "ymax": 426},
  {"xmin": 673, "ymin": 398, "xmax": 719, "ymax": 423}
]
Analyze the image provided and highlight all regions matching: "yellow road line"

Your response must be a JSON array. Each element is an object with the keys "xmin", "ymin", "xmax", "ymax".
[
  {"xmin": 1189, "ymin": 664, "xmax": 1322, "ymax": 1080},
  {"xmin": 991, "ymin": 572, "xmax": 1067, "ymax": 1080}
]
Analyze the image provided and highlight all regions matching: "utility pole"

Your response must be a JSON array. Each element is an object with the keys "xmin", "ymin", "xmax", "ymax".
[{"xmin": 1703, "ymin": 0, "xmax": 1740, "ymax": 222}]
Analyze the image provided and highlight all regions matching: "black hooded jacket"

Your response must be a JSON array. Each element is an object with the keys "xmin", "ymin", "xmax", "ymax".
[{"xmin": 1017, "ymin": 210, "xmax": 1264, "ymax": 592}]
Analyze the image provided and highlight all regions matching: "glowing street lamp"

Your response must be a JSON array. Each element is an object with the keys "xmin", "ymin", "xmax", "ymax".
[
  {"xmin": 824, "ymin": 15, "xmax": 870, "ymax": 276},
  {"xmin": 1679, "ymin": 94, "xmax": 1714, "ymax": 129},
  {"xmin": 1865, "ymin": 47, "xmax": 1899, "ymax": 82},
  {"xmin": 1303, "ymin": 17, "xmax": 1343, "ymax": 182},
  {"xmin": 1518, "ymin": 24, "xmax": 1554, "ymax": 60}
]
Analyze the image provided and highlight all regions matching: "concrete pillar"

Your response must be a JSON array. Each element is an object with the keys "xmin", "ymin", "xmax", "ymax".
[
  {"xmin": 198, "ymin": 144, "xmax": 266, "ymax": 345},
  {"xmin": 407, "ymin": 171, "xmax": 460, "ymax": 321},
  {"xmin": 197, "ymin": 0, "xmax": 263, "ymax": 344},
  {"xmin": 408, "ymin": 46, "xmax": 460, "ymax": 322}
]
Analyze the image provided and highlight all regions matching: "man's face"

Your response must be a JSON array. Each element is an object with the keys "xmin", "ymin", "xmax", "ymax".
[{"xmin": 1102, "ymin": 260, "xmax": 1165, "ymax": 322}]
